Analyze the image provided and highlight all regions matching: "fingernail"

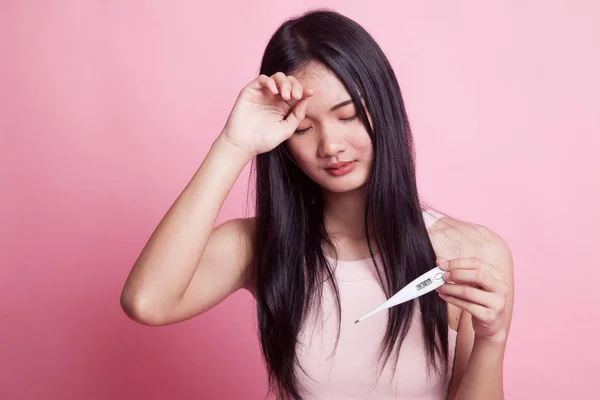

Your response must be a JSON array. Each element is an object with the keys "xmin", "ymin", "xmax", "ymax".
[
  {"xmin": 437, "ymin": 258, "xmax": 449, "ymax": 269},
  {"xmin": 443, "ymin": 272, "xmax": 450, "ymax": 280}
]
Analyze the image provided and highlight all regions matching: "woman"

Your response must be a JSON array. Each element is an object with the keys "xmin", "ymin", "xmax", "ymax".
[{"xmin": 121, "ymin": 9, "xmax": 514, "ymax": 400}]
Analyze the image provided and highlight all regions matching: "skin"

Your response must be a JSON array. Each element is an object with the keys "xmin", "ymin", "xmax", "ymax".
[
  {"xmin": 284, "ymin": 63, "xmax": 375, "ymax": 251},
  {"xmin": 276, "ymin": 62, "xmax": 515, "ymax": 399},
  {"xmin": 121, "ymin": 63, "xmax": 514, "ymax": 400}
]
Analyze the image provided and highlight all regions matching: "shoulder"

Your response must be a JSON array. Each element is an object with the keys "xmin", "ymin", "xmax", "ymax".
[
  {"xmin": 235, "ymin": 216, "xmax": 257, "ymax": 294},
  {"xmin": 430, "ymin": 213, "xmax": 513, "ymax": 274},
  {"xmin": 222, "ymin": 216, "xmax": 257, "ymax": 240},
  {"xmin": 207, "ymin": 216, "xmax": 258, "ymax": 296},
  {"xmin": 236, "ymin": 215, "xmax": 257, "ymax": 234},
  {"xmin": 215, "ymin": 216, "xmax": 257, "ymax": 251},
  {"xmin": 231, "ymin": 216, "xmax": 257, "ymax": 255}
]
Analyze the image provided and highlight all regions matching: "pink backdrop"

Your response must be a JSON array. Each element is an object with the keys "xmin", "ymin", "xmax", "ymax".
[{"xmin": 2, "ymin": 1, "xmax": 599, "ymax": 399}]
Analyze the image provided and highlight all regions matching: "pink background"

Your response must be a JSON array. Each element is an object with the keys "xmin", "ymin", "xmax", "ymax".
[{"xmin": 2, "ymin": 1, "xmax": 599, "ymax": 399}]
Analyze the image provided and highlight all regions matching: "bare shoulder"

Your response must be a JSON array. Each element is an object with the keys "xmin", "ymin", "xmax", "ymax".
[
  {"xmin": 428, "ymin": 213, "xmax": 512, "ymax": 270},
  {"xmin": 230, "ymin": 215, "xmax": 257, "ymax": 275},
  {"xmin": 234, "ymin": 216, "xmax": 258, "ymax": 294},
  {"xmin": 193, "ymin": 215, "xmax": 257, "ymax": 297}
]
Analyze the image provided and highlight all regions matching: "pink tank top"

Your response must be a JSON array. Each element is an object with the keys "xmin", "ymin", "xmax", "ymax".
[{"xmin": 295, "ymin": 209, "xmax": 457, "ymax": 399}]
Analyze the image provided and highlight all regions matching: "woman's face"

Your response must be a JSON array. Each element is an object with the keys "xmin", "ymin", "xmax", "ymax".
[{"xmin": 285, "ymin": 63, "xmax": 374, "ymax": 194}]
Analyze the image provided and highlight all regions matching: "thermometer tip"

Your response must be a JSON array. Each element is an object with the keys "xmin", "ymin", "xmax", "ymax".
[{"xmin": 354, "ymin": 319, "xmax": 360, "ymax": 324}]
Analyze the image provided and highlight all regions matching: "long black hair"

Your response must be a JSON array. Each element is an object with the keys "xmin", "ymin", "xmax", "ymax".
[{"xmin": 250, "ymin": 9, "xmax": 449, "ymax": 399}]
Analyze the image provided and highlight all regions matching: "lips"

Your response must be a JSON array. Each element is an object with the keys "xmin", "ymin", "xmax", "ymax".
[
  {"xmin": 325, "ymin": 161, "xmax": 356, "ymax": 176},
  {"xmin": 326, "ymin": 161, "xmax": 353, "ymax": 170}
]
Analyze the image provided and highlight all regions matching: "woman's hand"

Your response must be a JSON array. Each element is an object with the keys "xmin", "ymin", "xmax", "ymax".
[
  {"xmin": 435, "ymin": 257, "xmax": 509, "ymax": 344},
  {"xmin": 221, "ymin": 72, "xmax": 314, "ymax": 157}
]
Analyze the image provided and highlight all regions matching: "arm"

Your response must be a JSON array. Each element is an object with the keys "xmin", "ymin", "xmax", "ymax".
[
  {"xmin": 119, "ymin": 73, "xmax": 314, "ymax": 326},
  {"xmin": 120, "ymin": 134, "xmax": 255, "ymax": 326},
  {"xmin": 442, "ymin": 231, "xmax": 515, "ymax": 400},
  {"xmin": 446, "ymin": 307, "xmax": 508, "ymax": 400}
]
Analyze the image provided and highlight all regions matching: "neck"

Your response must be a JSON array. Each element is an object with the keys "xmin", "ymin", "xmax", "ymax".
[
  {"xmin": 323, "ymin": 187, "xmax": 368, "ymax": 239},
  {"xmin": 322, "ymin": 189, "xmax": 425, "ymax": 239}
]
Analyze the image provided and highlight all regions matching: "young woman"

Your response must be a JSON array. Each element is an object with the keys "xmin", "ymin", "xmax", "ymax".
[{"xmin": 121, "ymin": 9, "xmax": 514, "ymax": 400}]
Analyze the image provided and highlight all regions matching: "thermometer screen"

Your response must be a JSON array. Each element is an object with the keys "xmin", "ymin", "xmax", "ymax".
[{"xmin": 416, "ymin": 278, "xmax": 432, "ymax": 290}]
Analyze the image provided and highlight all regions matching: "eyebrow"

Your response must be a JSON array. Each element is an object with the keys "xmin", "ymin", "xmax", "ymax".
[
  {"xmin": 329, "ymin": 99, "xmax": 353, "ymax": 112},
  {"xmin": 303, "ymin": 98, "xmax": 357, "ymax": 119}
]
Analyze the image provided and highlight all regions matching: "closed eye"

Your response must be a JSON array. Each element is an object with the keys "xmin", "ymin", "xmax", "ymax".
[{"xmin": 294, "ymin": 115, "xmax": 359, "ymax": 135}]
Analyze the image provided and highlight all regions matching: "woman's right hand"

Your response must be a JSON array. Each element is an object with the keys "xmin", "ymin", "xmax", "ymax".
[{"xmin": 220, "ymin": 72, "xmax": 314, "ymax": 157}]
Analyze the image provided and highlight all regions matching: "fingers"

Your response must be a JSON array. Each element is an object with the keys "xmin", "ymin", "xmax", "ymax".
[
  {"xmin": 272, "ymin": 72, "xmax": 295, "ymax": 100},
  {"xmin": 435, "ymin": 256, "xmax": 509, "ymax": 342},
  {"xmin": 287, "ymin": 76, "xmax": 310, "ymax": 100},
  {"xmin": 435, "ymin": 256, "xmax": 508, "ymax": 321},
  {"xmin": 255, "ymin": 72, "xmax": 314, "ymax": 137},
  {"xmin": 436, "ymin": 282, "xmax": 503, "ymax": 310},
  {"xmin": 257, "ymin": 74, "xmax": 279, "ymax": 95},
  {"xmin": 437, "ymin": 293, "xmax": 492, "ymax": 322},
  {"xmin": 437, "ymin": 257, "xmax": 504, "ymax": 281},
  {"xmin": 256, "ymin": 73, "xmax": 314, "ymax": 101},
  {"xmin": 281, "ymin": 96, "xmax": 310, "ymax": 135},
  {"xmin": 440, "ymin": 269, "xmax": 503, "ymax": 293}
]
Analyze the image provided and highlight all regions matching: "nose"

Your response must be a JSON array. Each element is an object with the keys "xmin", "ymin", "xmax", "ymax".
[{"xmin": 318, "ymin": 127, "xmax": 348, "ymax": 158}]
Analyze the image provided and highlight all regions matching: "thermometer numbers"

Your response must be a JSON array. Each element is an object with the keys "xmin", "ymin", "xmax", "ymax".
[{"xmin": 416, "ymin": 278, "xmax": 433, "ymax": 290}]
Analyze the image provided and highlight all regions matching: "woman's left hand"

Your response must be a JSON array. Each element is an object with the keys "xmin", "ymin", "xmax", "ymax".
[{"xmin": 435, "ymin": 257, "xmax": 509, "ymax": 344}]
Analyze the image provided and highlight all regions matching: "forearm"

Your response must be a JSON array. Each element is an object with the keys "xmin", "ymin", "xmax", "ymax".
[{"xmin": 453, "ymin": 338, "xmax": 506, "ymax": 400}]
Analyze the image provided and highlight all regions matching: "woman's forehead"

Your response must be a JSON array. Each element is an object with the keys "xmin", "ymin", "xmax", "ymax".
[
  {"xmin": 295, "ymin": 71, "xmax": 351, "ymax": 112},
  {"xmin": 295, "ymin": 67, "xmax": 346, "ymax": 95}
]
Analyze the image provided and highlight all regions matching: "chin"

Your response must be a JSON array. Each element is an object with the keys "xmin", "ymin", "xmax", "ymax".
[
  {"xmin": 323, "ymin": 184, "xmax": 366, "ymax": 194},
  {"xmin": 316, "ymin": 172, "xmax": 369, "ymax": 193}
]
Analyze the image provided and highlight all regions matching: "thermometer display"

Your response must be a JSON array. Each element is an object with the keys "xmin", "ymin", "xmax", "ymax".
[{"xmin": 416, "ymin": 278, "xmax": 433, "ymax": 290}]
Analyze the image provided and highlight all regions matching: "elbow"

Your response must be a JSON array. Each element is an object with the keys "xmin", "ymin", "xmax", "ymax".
[{"xmin": 120, "ymin": 290, "xmax": 166, "ymax": 327}]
